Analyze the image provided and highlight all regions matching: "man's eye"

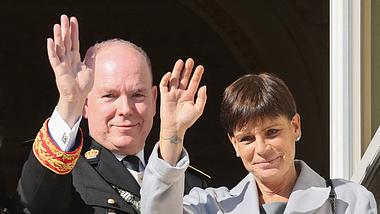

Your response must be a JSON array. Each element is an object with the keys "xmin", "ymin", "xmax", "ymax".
[
  {"xmin": 133, "ymin": 93, "xmax": 145, "ymax": 97},
  {"xmin": 102, "ymin": 94, "xmax": 115, "ymax": 99},
  {"xmin": 133, "ymin": 93, "xmax": 147, "ymax": 100}
]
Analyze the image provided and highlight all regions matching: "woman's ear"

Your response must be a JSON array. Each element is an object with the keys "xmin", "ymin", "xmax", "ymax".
[
  {"xmin": 228, "ymin": 134, "xmax": 240, "ymax": 157},
  {"xmin": 291, "ymin": 113, "xmax": 301, "ymax": 140}
]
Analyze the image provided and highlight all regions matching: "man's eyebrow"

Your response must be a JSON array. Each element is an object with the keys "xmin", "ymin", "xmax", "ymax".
[
  {"xmin": 98, "ymin": 87, "xmax": 117, "ymax": 93},
  {"xmin": 133, "ymin": 86, "xmax": 150, "ymax": 93}
]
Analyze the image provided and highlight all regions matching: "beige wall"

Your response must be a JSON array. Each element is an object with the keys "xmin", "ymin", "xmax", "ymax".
[
  {"xmin": 371, "ymin": 0, "xmax": 380, "ymax": 138},
  {"xmin": 361, "ymin": 0, "xmax": 380, "ymax": 152}
]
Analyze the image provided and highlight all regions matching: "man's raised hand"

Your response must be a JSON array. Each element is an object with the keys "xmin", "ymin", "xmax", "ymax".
[{"xmin": 47, "ymin": 15, "xmax": 94, "ymax": 127}]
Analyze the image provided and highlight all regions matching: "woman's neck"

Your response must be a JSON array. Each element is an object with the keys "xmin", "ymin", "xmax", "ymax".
[{"xmin": 256, "ymin": 165, "xmax": 298, "ymax": 204}]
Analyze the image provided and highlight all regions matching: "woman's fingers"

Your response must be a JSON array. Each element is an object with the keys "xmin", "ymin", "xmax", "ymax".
[
  {"xmin": 187, "ymin": 65, "xmax": 204, "ymax": 97},
  {"xmin": 195, "ymin": 85, "xmax": 207, "ymax": 114},
  {"xmin": 179, "ymin": 58, "xmax": 194, "ymax": 90},
  {"xmin": 160, "ymin": 72, "xmax": 172, "ymax": 94},
  {"xmin": 162, "ymin": 59, "xmax": 205, "ymax": 107},
  {"xmin": 169, "ymin": 59, "xmax": 184, "ymax": 91}
]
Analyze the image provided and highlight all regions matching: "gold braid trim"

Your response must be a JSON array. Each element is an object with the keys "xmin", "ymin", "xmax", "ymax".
[{"xmin": 33, "ymin": 119, "xmax": 83, "ymax": 175}]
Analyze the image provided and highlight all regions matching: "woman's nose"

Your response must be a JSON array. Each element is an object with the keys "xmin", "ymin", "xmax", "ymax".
[{"xmin": 255, "ymin": 138, "xmax": 267, "ymax": 155}]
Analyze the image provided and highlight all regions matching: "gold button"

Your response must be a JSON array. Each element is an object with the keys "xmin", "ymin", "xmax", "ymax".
[{"xmin": 107, "ymin": 198, "xmax": 116, "ymax": 205}]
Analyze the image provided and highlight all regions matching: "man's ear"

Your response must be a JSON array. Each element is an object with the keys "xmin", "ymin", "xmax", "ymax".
[
  {"xmin": 82, "ymin": 98, "xmax": 89, "ymax": 119},
  {"xmin": 151, "ymin": 86, "xmax": 157, "ymax": 116},
  {"xmin": 291, "ymin": 113, "xmax": 301, "ymax": 138}
]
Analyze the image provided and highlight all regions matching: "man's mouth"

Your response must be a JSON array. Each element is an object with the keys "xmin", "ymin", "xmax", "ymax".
[{"xmin": 112, "ymin": 124, "xmax": 138, "ymax": 130}]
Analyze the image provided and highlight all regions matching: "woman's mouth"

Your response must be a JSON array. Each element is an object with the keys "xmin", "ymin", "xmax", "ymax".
[{"xmin": 253, "ymin": 156, "xmax": 281, "ymax": 169}]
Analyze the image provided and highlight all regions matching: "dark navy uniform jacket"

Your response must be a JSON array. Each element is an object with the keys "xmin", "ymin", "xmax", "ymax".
[{"xmin": 15, "ymin": 137, "xmax": 208, "ymax": 214}]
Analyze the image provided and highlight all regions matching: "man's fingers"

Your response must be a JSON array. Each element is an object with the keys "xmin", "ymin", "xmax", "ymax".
[
  {"xmin": 160, "ymin": 72, "xmax": 172, "ymax": 94},
  {"xmin": 195, "ymin": 85, "xmax": 207, "ymax": 114},
  {"xmin": 70, "ymin": 17, "xmax": 80, "ymax": 52},
  {"xmin": 187, "ymin": 65, "xmax": 204, "ymax": 96},
  {"xmin": 179, "ymin": 58, "xmax": 194, "ymax": 90},
  {"xmin": 53, "ymin": 24, "xmax": 65, "ymax": 59},
  {"xmin": 47, "ymin": 38, "xmax": 60, "ymax": 68},
  {"xmin": 61, "ymin": 15, "xmax": 72, "ymax": 54},
  {"xmin": 170, "ymin": 59, "xmax": 183, "ymax": 90}
]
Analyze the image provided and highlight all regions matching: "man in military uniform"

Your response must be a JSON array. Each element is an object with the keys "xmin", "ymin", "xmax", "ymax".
[{"xmin": 16, "ymin": 15, "xmax": 208, "ymax": 214}]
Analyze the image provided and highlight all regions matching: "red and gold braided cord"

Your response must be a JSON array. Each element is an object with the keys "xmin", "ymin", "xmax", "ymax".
[{"xmin": 33, "ymin": 119, "xmax": 83, "ymax": 175}]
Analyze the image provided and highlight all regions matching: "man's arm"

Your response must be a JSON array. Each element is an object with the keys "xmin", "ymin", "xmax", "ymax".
[
  {"xmin": 48, "ymin": 15, "xmax": 93, "ymax": 127},
  {"xmin": 16, "ymin": 14, "xmax": 93, "ymax": 213}
]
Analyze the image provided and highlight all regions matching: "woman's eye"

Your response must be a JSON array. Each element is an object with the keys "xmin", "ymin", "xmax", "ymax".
[
  {"xmin": 267, "ymin": 129, "xmax": 279, "ymax": 137},
  {"xmin": 239, "ymin": 136, "xmax": 255, "ymax": 144}
]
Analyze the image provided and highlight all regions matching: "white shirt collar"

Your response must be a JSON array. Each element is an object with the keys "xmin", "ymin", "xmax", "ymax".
[
  {"xmin": 113, "ymin": 150, "xmax": 145, "ymax": 186},
  {"xmin": 113, "ymin": 149, "xmax": 146, "ymax": 168}
]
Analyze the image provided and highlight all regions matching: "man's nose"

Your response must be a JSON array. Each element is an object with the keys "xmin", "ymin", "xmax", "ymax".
[{"xmin": 117, "ymin": 96, "xmax": 133, "ymax": 116}]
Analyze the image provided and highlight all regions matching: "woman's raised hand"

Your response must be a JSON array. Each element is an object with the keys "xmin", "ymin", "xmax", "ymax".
[{"xmin": 159, "ymin": 58, "xmax": 207, "ymax": 165}]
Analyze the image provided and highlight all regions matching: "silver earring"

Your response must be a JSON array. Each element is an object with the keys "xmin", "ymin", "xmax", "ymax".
[
  {"xmin": 236, "ymin": 153, "xmax": 240, "ymax": 157},
  {"xmin": 296, "ymin": 133, "xmax": 302, "ymax": 142}
]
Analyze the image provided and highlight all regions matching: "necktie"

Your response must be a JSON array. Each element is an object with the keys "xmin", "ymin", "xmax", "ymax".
[{"xmin": 122, "ymin": 155, "xmax": 141, "ymax": 172}]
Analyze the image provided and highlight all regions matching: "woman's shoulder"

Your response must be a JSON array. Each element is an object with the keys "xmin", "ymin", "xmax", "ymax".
[
  {"xmin": 332, "ymin": 178, "xmax": 372, "ymax": 195},
  {"xmin": 331, "ymin": 178, "xmax": 377, "ymax": 212},
  {"xmin": 185, "ymin": 173, "xmax": 253, "ymax": 202}
]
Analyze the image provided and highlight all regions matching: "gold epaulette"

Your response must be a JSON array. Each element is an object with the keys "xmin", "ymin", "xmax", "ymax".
[
  {"xmin": 188, "ymin": 165, "xmax": 211, "ymax": 180},
  {"xmin": 33, "ymin": 119, "xmax": 83, "ymax": 175}
]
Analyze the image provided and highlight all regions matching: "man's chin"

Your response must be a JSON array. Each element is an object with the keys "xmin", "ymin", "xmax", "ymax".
[{"xmin": 111, "ymin": 139, "xmax": 145, "ymax": 155}]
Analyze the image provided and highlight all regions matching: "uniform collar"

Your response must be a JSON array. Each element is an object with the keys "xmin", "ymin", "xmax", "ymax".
[
  {"xmin": 113, "ymin": 149, "xmax": 146, "ymax": 168},
  {"xmin": 83, "ymin": 138, "xmax": 141, "ymax": 197}
]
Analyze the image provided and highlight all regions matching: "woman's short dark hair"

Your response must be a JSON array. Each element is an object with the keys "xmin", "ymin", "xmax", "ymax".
[{"xmin": 220, "ymin": 73, "xmax": 297, "ymax": 135}]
